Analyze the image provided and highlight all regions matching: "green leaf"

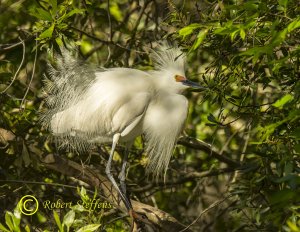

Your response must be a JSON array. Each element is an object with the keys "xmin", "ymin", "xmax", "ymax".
[
  {"xmin": 240, "ymin": 45, "xmax": 273, "ymax": 63},
  {"xmin": 272, "ymin": 94, "xmax": 293, "ymax": 109},
  {"xmin": 290, "ymin": 128, "xmax": 300, "ymax": 140},
  {"xmin": 62, "ymin": 210, "xmax": 75, "ymax": 231},
  {"xmin": 287, "ymin": 18, "xmax": 300, "ymax": 32},
  {"xmin": 62, "ymin": 8, "xmax": 85, "ymax": 21},
  {"xmin": 75, "ymin": 224, "xmax": 101, "ymax": 232},
  {"xmin": 207, "ymin": 113, "xmax": 218, "ymax": 123},
  {"xmin": 80, "ymin": 186, "xmax": 87, "ymax": 197},
  {"xmin": 71, "ymin": 204, "xmax": 86, "ymax": 212},
  {"xmin": 25, "ymin": 225, "xmax": 31, "ymax": 232},
  {"xmin": 256, "ymin": 111, "xmax": 298, "ymax": 141},
  {"xmin": 12, "ymin": 206, "xmax": 21, "ymax": 232},
  {"xmin": 268, "ymin": 189, "xmax": 297, "ymax": 205},
  {"xmin": 5, "ymin": 212, "xmax": 14, "ymax": 231},
  {"xmin": 30, "ymin": 7, "xmax": 52, "ymax": 21},
  {"xmin": 55, "ymin": 37, "xmax": 63, "ymax": 46},
  {"xmin": 179, "ymin": 23, "xmax": 201, "ymax": 39},
  {"xmin": 0, "ymin": 223, "xmax": 10, "ymax": 232},
  {"xmin": 191, "ymin": 29, "xmax": 208, "ymax": 50},
  {"xmin": 286, "ymin": 220, "xmax": 300, "ymax": 232},
  {"xmin": 278, "ymin": 0, "xmax": 288, "ymax": 9},
  {"xmin": 39, "ymin": 23, "xmax": 55, "ymax": 39},
  {"xmin": 206, "ymin": 123, "xmax": 217, "ymax": 127},
  {"xmin": 230, "ymin": 30, "xmax": 239, "ymax": 42},
  {"xmin": 53, "ymin": 210, "xmax": 63, "ymax": 232},
  {"xmin": 240, "ymin": 28, "xmax": 246, "ymax": 40},
  {"xmin": 22, "ymin": 142, "xmax": 31, "ymax": 167},
  {"xmin": 49, "ymin": 0, "xmax": 58, "ymax": 15},
  {"xmin": 109, "ymin": 3, "xmax": 123, "ymax": 22}
]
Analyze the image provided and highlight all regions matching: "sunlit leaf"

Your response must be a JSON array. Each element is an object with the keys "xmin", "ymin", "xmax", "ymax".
[
  {"xmin": 4, "ymin": 212, "xmax": 14, "ymax": 231},
  {"xmin": 25, "ymin": 225, "xmax": 31, "ymax": 232},
  {"xmin": 38, "ymin": 24, "xmax": 55, "ymax": 39},
  {"xmin": 49, "ymin": 0, "xmax": 58, "ymax": 15},
  {"xmin": 272, "ymin": 94, "xmax": 293, "ymax": 109},
  {"xmin": 75, "ymin": 224, "xmax": 101, "ymax": 232},
  {"xmin": 64, "ymin": 8, "xmax": 85, "ymax": 20},
  {"xmin": 53, "ymin": 211, "xmax": 63, "ymax": 232},
  {"xmin": 240, "ymin": 28, "xmax": 246, "ymax": 40},
  {"xmin": 191, "ymin": 29, "xmax": 208, "ymax": 50},
  {"xmin": 109, "ymin": 3, "xmax": 123, "ymax": 22},
  {"xmin": 63, "ymin": 210, "xmax": 75, "ymax": 230},
  {"xmin": 0, "ymin": 223, "xmax": 10, "ymax": 232},
  {"xmin": 286, "ymin": 220, "xmax": 300, "ymax": 232},
  {"xmin": 278, "ymin": 0, "xmax": 288, "ymax": 9},
  {"xmin": 179, "ymin": 23, "xmax": 201, "ymax": 39},
  {"xmin": 29, "ymin": 8, "xmax": 52, "ymax": 21},
  {"xmin": 287, "ymin": 17, "xmax": 300, "ymax": 32}
]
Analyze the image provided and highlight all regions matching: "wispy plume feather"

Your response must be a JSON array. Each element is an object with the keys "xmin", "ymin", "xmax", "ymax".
[
  {"xmin": 41, "ymin": 43, "xmax": 188, "ymax": 181},
  {"xmin": 151, "ymin": 42, "xmax": 185, "ymax": 72},
  {"xmin": 40, "ymin": 50, "xmax": 98, "ymax": 151}
]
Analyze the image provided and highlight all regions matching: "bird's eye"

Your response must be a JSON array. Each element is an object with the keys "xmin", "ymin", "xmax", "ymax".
[{"xmin": 174, "ymin": 75, "xmax": 186, "ymax": 82}]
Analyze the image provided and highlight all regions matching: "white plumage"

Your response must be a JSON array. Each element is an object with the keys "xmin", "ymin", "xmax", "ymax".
[{"xmin": 41, "ymin": 43, "xmax": 200, "ymax": 179}]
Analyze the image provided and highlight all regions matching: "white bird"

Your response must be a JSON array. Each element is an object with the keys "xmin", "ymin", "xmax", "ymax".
[{"xmin": 41, "ymin": 43, "xmax": 204, "ymax": 213}]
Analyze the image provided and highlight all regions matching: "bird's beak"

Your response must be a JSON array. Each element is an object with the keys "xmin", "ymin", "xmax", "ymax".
[{"xmin": 182, "ymin": 79, "xmax": 207, "ymax": 90}]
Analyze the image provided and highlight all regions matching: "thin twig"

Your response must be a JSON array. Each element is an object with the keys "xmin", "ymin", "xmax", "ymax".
[
  {"xmin": 20, "ymin": 36, "xmax": 38, "ymax": 111},
  {"xmin": 105, "ymin": 0, "xmax": 112, "ymax": 64},
  {"xmin": 178, "ymin": 136, "xmax": 241, "ymax": 168},
  {"xmin": 132, "ymin": 168, "xmax": 236, "ymax": 193},
  {"xmin": 231, "ymin": 122, "xmax": 252, "ymax": 183},
  {"xmin": 0, "ymin": 40, "xmax": 24, "ymax": 51},
  {"xmin": 0, "ymin": 179, "xmax": 95, "ymax": 194},
  {"xmin": 179, "ymin": 194, "xmax": 234, "ymax": 232},
  {"xmin": 1, "ymin": 37, "xmax": 25, "ymax": 94},
  {"xmin": 70, "ymin": 26, "xmax": 146, "ymax": 54}
]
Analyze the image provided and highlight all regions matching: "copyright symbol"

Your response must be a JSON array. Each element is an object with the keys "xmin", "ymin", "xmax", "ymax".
[{"xmin": 18, "ymin": 195, "xmax": 39, "ymax": 215}]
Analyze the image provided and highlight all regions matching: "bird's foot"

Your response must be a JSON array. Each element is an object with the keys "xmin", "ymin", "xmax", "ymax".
[{"xmin": 129, "ymin": 209, "xmax": 149, "ymax": 232}]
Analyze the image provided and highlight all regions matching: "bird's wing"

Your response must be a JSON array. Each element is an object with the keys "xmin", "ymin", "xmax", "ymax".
[
  {"xmin": 50, "ymin": 68, "xmax": 153, "ymax": 143},
  {"xmin": 111, "ymin": 92, "xmax": 151, "ymax": 141}
]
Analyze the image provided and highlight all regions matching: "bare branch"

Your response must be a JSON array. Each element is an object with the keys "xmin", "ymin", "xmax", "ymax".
[
  {"xmin": 41, "ymin": 154, "xmax": 192, "ymax": 232},
  {"xmin": 20, "ymin": 36, "xmax": 38, "ymax": 111},
  {"xmin": 178, "ymin": 136, "xmax": 241, "ymax": 168},
  {"xmin": 179, "ymin": 194, "xmax": 234, "ymax": 232},
  {"xmin": 1, "ymin": 37, "xmax": 25, "ymax": 94},
  {"xmin": 132, "ymin": 167, "xmax": 235, "ymax": 193}
]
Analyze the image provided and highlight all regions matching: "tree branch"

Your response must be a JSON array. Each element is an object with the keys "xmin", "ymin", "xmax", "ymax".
[
  {"xmin": 178, "ymin": 136, "xmax": 241, "ymax": 168},
  {"xmin": 41, "ymin": 154, "xmax": 192, "ymax": 232},
  {"xmin": 132, "ymin": 167, "xmax": 236, "ymax": 193}
]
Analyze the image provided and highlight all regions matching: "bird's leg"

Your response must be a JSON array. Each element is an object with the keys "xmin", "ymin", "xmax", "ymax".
[
  {"xmin": 106, "ymin": 136, "xmax": 148, "ymax": 230},
  {"xmin": 105, "ymin": 133, "xmax": 132, "ymax": 211},
  {"xmin": 118, "ymin": 147, "xmax": 129, "ymax": 196}
]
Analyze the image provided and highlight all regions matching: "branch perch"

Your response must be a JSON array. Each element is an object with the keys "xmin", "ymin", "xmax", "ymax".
[
  {"xmin": 178, "ymin": 136, "xmax": 241, "ymax": 168},
  {"xmin": 41, "ymin": 154, "xmax": 192, "ymax": 232}
]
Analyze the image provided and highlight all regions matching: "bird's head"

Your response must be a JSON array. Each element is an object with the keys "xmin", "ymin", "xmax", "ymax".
[
  {"xmin": 151, "ymin": 43, "xmax": 206, "ymax": 93},
  {"xmin": 173, "ymin": 73, "xmax": 205, "ymax": 92}
]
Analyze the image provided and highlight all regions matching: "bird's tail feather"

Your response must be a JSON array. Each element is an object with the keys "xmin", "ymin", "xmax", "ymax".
[{"xmin": 40, "ymin": 49, "xmax": 98, "ymax": 151}]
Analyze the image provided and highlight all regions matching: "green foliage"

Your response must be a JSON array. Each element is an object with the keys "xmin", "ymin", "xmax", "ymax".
[
  {"xmin": 175, "ymin": 0, "xmax": 300, "ymax": 230},
  {"xmin": 50, "ymin": 187, "xmax": 106, "ymax": 231},
  {"xmin": 30, "ymin": 0, "xmax": 85, "ymax": 49},
  {"xmin": 0, "ymin": 0, "xmax": 299, "ymax": 231},
  {"xmin": 0, "ymin": 203, "xmax": 30, "ymax": 232}
]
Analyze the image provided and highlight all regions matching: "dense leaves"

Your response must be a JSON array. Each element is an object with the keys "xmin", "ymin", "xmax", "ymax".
[{"xmin": 0, "ymin": 0, "xmax": 299, "ymax": 231}]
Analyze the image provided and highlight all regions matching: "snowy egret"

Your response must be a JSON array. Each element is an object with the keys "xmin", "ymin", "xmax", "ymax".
[{"xmin": 41, "ymin": 43, "xmax": 205, "ymax": 213}]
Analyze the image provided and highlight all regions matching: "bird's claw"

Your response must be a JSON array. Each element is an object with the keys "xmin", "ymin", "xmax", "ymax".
[{"xmin": 129, "ymin": 209, "xmax": 149, "ymax": 232}]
